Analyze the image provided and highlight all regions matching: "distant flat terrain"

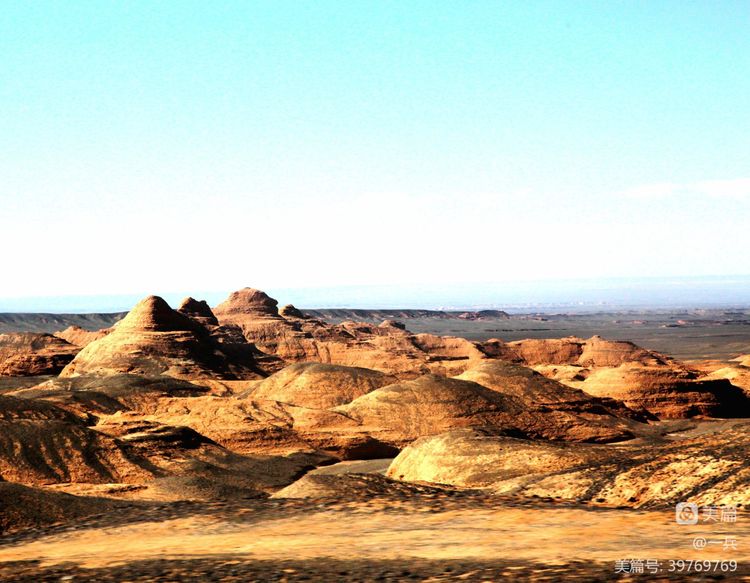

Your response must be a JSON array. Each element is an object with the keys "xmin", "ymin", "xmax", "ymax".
[
  {"xmin": 381, "ymin": 310, "xmax": 750, "ymax": 361},
  {"xmin": 305, "ymin": 308, "xmax": 510, "ymax": 321},
  {"xmin": 0, "ymin": 312, "xmax": 126, "ymax": 334},
  {"xmin": 2, "ymin": 307, "xmax": 749, "ymax": 361},
  {"xmin": 0, "ymin": 309, "xmax": 503, "ymax": 335},
  {"xmin": 309, "ymin": 308, "xmax": 750, "ymax": 361}
]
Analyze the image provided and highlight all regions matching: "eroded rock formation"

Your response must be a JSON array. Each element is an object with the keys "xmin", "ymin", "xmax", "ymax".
[
  {"xmin": 60, "ymin": 296, "xmax": 264, "ymax": 380},
  {"xmin": 571, "ymin": 362, "xmax": 750, "ymax": 418},
  {"xmin": 0, "ymin": 333, "xmax": 79, "ymax": 375},
  {"xmin": 387, "ymin": 422, "xmax": 750, "ymax": 507},
  {"xmin": 55, "ymin": 325, "xmax": 110, "ymax": 347},
  {"xmin": 501, "ymin": 335, "xmax": 669, "ymax": 367},
  {"xmin": 211, "ymin": 287, "xmax": 492, "ymax": 376},
  {"xmin": 177, "ymin": 297, "xmax": 219, "ymax": 326},
  {"xmin": 455, "ymin": 360, "xmax": 653, "ymax": 421},
  {"xmin": 250, "ymin": 362, "xmax": 397, "ymax": 409},
  {"xmin": 330, "ymin": 374, "xmax": 638, "ymax": 445},
  {"xmin": 0, "ymin": 395, "xmax": 151, "ymax": 485},
  {"xmin": 2, "ymin": 285, "xmax": 749, "ymax": 523}
]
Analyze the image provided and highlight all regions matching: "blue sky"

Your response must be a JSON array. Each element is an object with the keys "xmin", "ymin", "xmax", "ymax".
[{"xmin": 1, "ymin": 1, "xmax": 749, "ymax": 301}]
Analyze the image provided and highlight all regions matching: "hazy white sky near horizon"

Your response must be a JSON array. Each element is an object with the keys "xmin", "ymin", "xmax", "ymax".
[{"xmin": 2, "ymin": 2, "xmax": 749, "ymax": 299}]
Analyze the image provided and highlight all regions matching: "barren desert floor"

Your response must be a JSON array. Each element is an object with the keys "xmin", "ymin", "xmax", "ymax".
[{"xmin": 1, "ymin": 494, "xmax": 748, "ymax": 582}]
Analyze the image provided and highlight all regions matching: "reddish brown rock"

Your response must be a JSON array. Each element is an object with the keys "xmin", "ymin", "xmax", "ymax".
[
  {"xmin": 0, "ymin": 333, "xmax": 79, "ymax": 376},
  {"xmin": 0, "ymin": 395, "xmax": 152, "ymax": 485},
  {"xmin": 279, "ymin": 304, "xmax": 307, "ymax": 319},
  {"xmin": 55, "ymin": 325, "xmax": 110, "ymax": 348},
  {"xmin": 214, "ymin": 288, "xmax": 281, "ymax": 319},
  {"xmin": 574, "ymin": 362, "xmax": 750, "ymax": 418},
  {"xmin": 330, "ymin": 374, "xmax": 637, "ymax": 446},
  {"xmin": 250, "ymin": 362, "xmax": 397, "ymax": 409},
  {"xmin": 455, "ymin": 360, "xmax": 652, "ymax": 421},
  {"xmin": 703, "ymin": 363, "xmax": 750, "ymax": 396},
  {"xmin": 212, "ymin": 287, "xmax": 493, "ymax": 376},
  {"xmin": 387, "ymin": 422, "xmax": 750, "ymax": 508},
  {"xmin": 95, "ymin": 395, "xmax": 310, "ymax": 455},
  {"xmin": 0, "ymin": 483, "xmax": 125, "ymax": 534},
  {"xmin": 211, "ymin": 290, "xmax": 679, "ymax": 381},
  {"xmin": 213, "ymin": 288, "xmax": 316, "ymax": 360},
  {"xmin": 8, "ymin": 374, "xmax": 212, "ymax": 417},
  {"xmin": 502, "ymin": 335, "xmax": 669, "ymax": 367},
  {"xmin": 93, "ymin": 414, "xmax": 333, "ymax": 499},
  {"xmin": 177, "ymin": 297, "xmax": 219, "ymax": 326},
  {"xmin": 84, "ymin": 363, "xmax": 638, "ymax": 462},
  {"xmin": 60, "ymin": 296, "xmax": 264, "ymax": 380}
]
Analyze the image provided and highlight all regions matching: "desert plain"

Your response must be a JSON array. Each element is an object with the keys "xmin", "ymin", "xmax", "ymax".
[{"xmin": 1, "ymin": 288, "xmax": 750, "ymax": 581}]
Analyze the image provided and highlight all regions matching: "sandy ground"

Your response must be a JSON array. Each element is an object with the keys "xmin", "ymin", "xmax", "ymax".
[{"xmin": 1, "ymin": 497, "xmax": 748, "ymax": 581}]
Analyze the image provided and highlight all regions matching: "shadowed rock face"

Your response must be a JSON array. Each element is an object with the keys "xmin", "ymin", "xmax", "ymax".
[
  {"xmin": 279, "ymin": 304, "xmax": 306, "ymax": 319},
  {"xmin": 387, "ymin": 423, "xmax": 750, "ymax": 508},
  {"xmin": 455, "ymin": 360, "xmax": 653, "ymax": 422},
  {"xmin": 92, "ymin": 390, "xmax": 395, "ymax": 461},
  {"xmin": 573, "ymin": 362, "xmax": 750, "ymax": 419},
  {"xmin": 117, "ymin": 296, "xmax": 199, "ymax": 333},
  {"xmin": 177, "ymin": 297, "xmax": 219, "ymax": 327},
  {"xmin": 27, "ymin": 293, "xmax": 682, "ymax": 389},
  {"xmin": 72, "ymin": 361, "xmax": 641, "ymax": 466},
  {"xmin": 0, "ymin": 482, "xmax": 124, "ymax": 534},
  {"xmin": 0, "ymin": 333, "xmax": 79, "ymax": 376},
  {"xmin": 94, "ymin": 394, "xmax": 308, "ymax": 455},
  {"xmin": 0, "ymin": 394, "xmax": 82, "ymax": 423},
  {"xmin": 0, "ymin": 395, "xmax": 152, "ymax": 485},
  {"xmin": 60, "ymin": 296, "xmax": 264, "ymax": 380},
  {"xmin": 516, "ymin": 338, "xmax": 750, "ymax": 420},
  {"xmin": 0, "ymin": 376, "xmax": 339, "ymax": 500},
  {"xmin": 250, "ymin": 362, "xmax": 398, "ymax": 409},
  {"xmin": 703, "ymin": 363, "xmax": 750, "ymax": 396},
  {"xmin": 212, "ymin": 288, "xmax": 317, "ymax": 361}
]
